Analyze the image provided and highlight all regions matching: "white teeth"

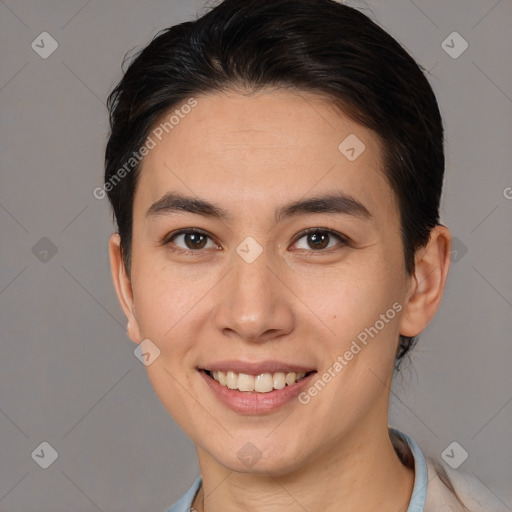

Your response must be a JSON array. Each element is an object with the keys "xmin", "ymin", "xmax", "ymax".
[
  {"xmin": 285, "ymin": 372, "xmax": 296, "ymax": 386},
  {"xmin": 210, "ymin": 370, "xmax": 309, "ymax": 393},
  {"xmin": 273, "ymin": 372, "xmax": 286, "ymax": 389},
  {"xmin": 238, "ymin": 373, "xmax": 255, "ymax": 392},
  {"xmin": 226, "ymin": 371, "xmax": 238, "ymax": 390},
  {"xmin": 254, "ymin": 373, "xmax": 274, "ymax": 393}
]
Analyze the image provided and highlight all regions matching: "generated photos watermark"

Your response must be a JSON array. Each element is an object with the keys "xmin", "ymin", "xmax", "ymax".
[
  {"xmin": 298, "ymin": 301, "xmax": 403, "ymax": 405},
  {"xmin": 93, "ymin": 97, "xmax": 198, "ymax": 200}
]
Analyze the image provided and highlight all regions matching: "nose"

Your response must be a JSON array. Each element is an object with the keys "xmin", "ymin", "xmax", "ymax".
[{"xmin": 213, "ymin": 247, "xmax": 295, "ymax": 344}]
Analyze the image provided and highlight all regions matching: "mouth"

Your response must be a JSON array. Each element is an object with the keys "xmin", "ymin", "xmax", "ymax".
[{"xmin": 200, "ymin": 369, "xmax": 317, "ymax": 393}]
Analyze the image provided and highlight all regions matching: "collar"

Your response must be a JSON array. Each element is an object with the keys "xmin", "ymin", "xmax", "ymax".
[{"xmin": 389, "ymin": 427, "xmax": 428, "ymax": 511}]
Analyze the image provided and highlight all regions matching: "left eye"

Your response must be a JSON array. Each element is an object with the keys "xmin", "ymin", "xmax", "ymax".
[{"xmin": 293, "ymin": 229, "xmax": 347, "ymax": 251}]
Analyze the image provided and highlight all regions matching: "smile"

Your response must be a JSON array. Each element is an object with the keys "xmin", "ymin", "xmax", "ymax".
[{"xmin": 198, "ymin": 360, "xmax": 318, "ymax": 413}]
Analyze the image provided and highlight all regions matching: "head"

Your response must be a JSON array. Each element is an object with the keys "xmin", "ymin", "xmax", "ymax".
[{"xmin": 105, "ymin": 0, "xmax": 451, "ymax": 474}]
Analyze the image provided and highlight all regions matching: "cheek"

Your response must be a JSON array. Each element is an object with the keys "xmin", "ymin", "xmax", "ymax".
[
  {"xmin": 297, "ymin": 275, "xmax": 400, "ymax": 434},
  {"xmin": 293, "ymin": 263, "xmax": 398, "ymax": 337},
  {"xmin": 296, "ymin": 265, "xmax": 402, "ymax": 396},
  {"xmin": 129, "ymin": 257, "xmax": 219, "ymax": 353},
  {"xmin": 129, "ymin": 259, "xmax": 213, "ymax": 431},
  {"xmin": 129, "ymin": 253, "xmax": 250, "ymax": 421}
]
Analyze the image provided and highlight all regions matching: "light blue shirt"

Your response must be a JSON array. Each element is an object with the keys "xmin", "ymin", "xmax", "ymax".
[{"xmin": 165, "ymin": 428, "xmax": 428, "ymax": 512}]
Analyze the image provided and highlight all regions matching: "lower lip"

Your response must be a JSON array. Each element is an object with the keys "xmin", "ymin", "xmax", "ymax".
[{"xmin": 199, "ymin": 370, "xmax": 317, "ymax": 414}]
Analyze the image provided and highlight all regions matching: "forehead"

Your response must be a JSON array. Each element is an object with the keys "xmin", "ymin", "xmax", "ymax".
[{"xmin": 134, "ymin": 89, "xmax": 398, "ymax": 226}]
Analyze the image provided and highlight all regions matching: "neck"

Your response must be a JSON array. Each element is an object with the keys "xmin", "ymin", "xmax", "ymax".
[{"xmin": 193, "ymin": 425, "xmax": 415, "ymax": 512}]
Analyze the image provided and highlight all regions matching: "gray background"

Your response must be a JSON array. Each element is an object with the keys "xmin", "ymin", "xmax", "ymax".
[{"xmin": 0, "ymin": 0, "xmax": 511, "ymax": 511}]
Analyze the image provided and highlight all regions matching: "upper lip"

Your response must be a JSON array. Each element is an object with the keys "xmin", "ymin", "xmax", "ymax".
[{"xmin": 199, "ymin": 360, "xmax": 316, "ymax": 375}]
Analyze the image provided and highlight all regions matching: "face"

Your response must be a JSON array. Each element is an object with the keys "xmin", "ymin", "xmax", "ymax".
[{"xmin": 110, "ymin": 89, "xmax": 426, "ymax": 475}]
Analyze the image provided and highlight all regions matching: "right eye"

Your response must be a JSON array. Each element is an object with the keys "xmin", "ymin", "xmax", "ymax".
[{"xmin": 164, "ymin": 229, "xmax": 219, "ymax": 253}]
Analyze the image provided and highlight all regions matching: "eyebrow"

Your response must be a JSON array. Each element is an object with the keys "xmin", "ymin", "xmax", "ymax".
[{"xmin": 145, "ymin": 191, "xmax": 372, "ymax": 223}]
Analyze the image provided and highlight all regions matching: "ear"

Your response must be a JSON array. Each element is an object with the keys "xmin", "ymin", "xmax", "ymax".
[
  {"xmin": 399, "ymin": 225, "xmax": 452, "ymax": 337},
  {"xmin": 109, "ymin": 233, "xmax": 142, "ymax": 344}
]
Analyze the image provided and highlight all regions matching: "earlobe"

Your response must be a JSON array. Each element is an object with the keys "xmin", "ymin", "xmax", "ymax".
[
  {"xmin": 399, "ymin": 225, "xmax": 452, "ymax": 338},
  {"xmin": 108, "ymin": 233, "xmax": 142, "ymax": 344}
]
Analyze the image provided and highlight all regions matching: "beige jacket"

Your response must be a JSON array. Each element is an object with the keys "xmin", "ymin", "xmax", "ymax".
[{"xmin": 424, "ymin": 458, "xmax": 509, "ymax": 511}]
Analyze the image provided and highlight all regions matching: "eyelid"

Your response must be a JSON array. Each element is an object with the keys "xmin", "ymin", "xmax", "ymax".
[{"xmin": 162, "ymin": 227, "xmax": 210, "ymax": 243}]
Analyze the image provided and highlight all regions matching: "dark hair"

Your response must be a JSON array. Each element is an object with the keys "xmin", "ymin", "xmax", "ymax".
[{"xmin": 104, "ymin": 0, "xmax": 445, "ymax": 369}]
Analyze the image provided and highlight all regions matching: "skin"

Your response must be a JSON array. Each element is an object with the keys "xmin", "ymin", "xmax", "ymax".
[{"xmin": 109, "ymin": 89, "xmax": 451, "ymax": 512}]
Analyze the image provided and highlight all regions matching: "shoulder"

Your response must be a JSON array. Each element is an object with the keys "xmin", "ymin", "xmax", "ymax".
[{"xmin": 424, "ymin": 458, "xmax": 509, "ymax": 512}]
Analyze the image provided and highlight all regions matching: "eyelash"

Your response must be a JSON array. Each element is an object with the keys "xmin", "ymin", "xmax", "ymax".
[{"xmin": 161, "ymin": 227, "xmax": 349, "ymax": 255}]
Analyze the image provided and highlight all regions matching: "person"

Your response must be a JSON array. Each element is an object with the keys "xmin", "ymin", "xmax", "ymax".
[{"xmin": 103, "ymin": 1, "xmax": 507, "ymax": 510}]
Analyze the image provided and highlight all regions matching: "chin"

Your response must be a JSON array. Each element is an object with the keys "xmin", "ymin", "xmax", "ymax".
[{"xmin": 207, "ymin": 438, "xmax": 306, "ymax": 476}]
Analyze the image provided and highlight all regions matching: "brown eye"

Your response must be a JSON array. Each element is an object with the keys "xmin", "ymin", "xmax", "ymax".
[
  {"xmin": 183, "ymin": 232, "xmax": 208, "ymax": 249},
  {"xmin": 294, "ymin": 229, "xmax": 347, "ymax": 251},
  {"xmin": 306, "ymin": 231, "xmax": 329, "ymax": 250},
  {"xmin": 165, "ymin": 230, "xmax": 216, "ymax": 251}
]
